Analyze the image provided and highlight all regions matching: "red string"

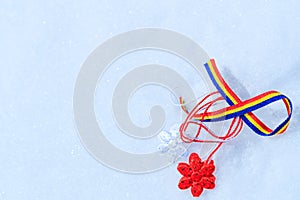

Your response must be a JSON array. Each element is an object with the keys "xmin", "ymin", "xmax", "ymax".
[{"xmin": 179, "ymin": 92, "xmax": 244, "ymax": 162}]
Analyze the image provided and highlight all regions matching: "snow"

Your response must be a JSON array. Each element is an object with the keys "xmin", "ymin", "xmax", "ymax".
[{"xmin": 0, "ymin": 0, "xmax": 299, "ymax": 199}]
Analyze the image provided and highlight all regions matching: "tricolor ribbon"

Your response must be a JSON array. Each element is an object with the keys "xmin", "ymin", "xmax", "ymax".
[{"xmin": 181, "ymin": 59, "xmax": 293, "ymax": 137}]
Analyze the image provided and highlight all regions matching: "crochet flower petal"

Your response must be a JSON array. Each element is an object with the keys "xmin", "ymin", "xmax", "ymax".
[
  {"xmin": 191, "ymin": 182, "xmax": 203, "ymax": 197},
  {"xmin": 200, "ymin": 176, "xmax": 216, "ymax": 189},
  {"xmin": 178, "ymin": 177, "xmax": 192, "ymax": 190},
  {"xmin": 158, "ymin": 130, "xmax": 172, "ymax": 143},
  {"xmin": 189, "ymin": 153, "xmax": 203, "ymax": 171},
  {"xmin": 169, "ymin": 124, "xmax": 180, "ymax": 139},
  {"xmin": 189, "ymin": 153, "xmax": 201, "ymax": 163},
  {"xmin": 209, "ymin": 175, "xmax": 216, "ymax": 183},
  {"xmin": 208, "ymin": 160, "xmax": 214, "ymax": 165},
  {"xmin": 177, "ymin": 162, "xmax": 193, "ymax": 177},
  {"xmin": 201, "ymin": 162, "xmax": 215, "ymax": 176},
  {"xmin": 157, "ymin": 144, "xmax": 169, "ymax": 153},
  {"xmin": 191, "ymin": 172, "xmax": 202, "ymax": 182}
]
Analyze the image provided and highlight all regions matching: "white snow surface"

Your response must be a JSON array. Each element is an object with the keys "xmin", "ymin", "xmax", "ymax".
[{"xmin": 0, "ymin": 0, "xmax": 300, "ymax": 200}]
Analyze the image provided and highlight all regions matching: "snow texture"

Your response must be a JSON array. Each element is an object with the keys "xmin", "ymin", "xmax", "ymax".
[{"xmin": 0, "ymin": 0, "xmax": 300, "ymax": 199}]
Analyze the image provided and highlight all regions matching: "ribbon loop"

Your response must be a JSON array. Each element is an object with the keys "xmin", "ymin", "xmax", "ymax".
[{"xmin": 198, "ymin": 59, "xmax": 293, "ymax": 136}]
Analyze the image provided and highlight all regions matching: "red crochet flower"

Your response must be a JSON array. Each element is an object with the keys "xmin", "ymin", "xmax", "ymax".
[{"xmin": 177, "ymin": 153, "xmax": 216, "ymax": 197}]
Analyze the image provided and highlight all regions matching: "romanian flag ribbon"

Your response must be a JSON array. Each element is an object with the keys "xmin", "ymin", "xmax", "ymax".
[{"xmin": 195, "ymin": 59, "xmax": 293, "ymax": 136}]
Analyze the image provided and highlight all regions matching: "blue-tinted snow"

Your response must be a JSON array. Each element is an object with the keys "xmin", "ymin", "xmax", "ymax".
[{"xmin": 0, "ymin": 0, "xmax": 299, "ymax": 199}]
